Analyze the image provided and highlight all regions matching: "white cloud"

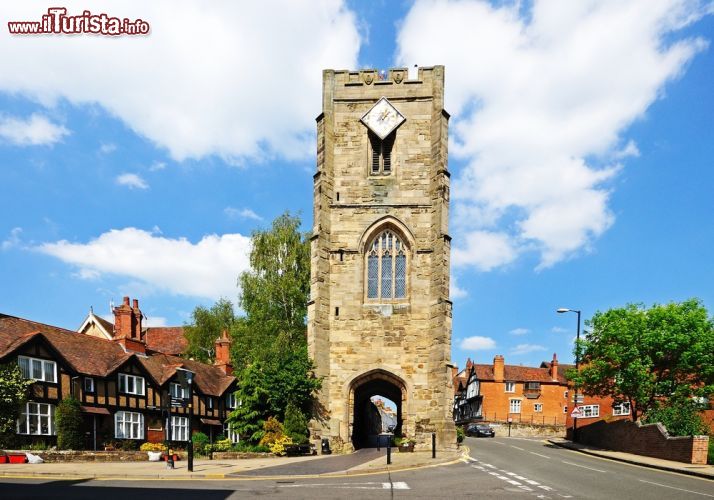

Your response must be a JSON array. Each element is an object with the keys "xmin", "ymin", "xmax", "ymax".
[
  {"xmin": 0, "ymin": 2, "xmax": 360, "ymax": 162},
  {"xmin": 2, "ymin": 227, "xmax": 23, "ymax": 250},
  {"xmin": 116, "ymin": 173, "xmax": 149, "ymax": 190},
  {"xmin": 36, "ymin": 228, "xmax": 251, "ymax": 300},
  {"xmin": 0, "ymin": 113, "xmax": 68, "ymax": 146},
  {"xmin": 551, "ymin": 326, "xmax": 569, "ymax": 334},
  {"xmin": 149, "ymin": 161, "xmax": 166, "ymax": 172},
  {"xmin": 224, "ymin": 207, "xmax": 263, "ymax": 221},
  {"xmin": 143, "ymin": 315, "xmax": 168, "ymax": 327},
  {"xmin": 452, "ymin": 230, "xmax": 517, "ymax": 271},
  {"xmin": 509, "ymin": 328, "xmax": 530, "ymax": 336},
  {"xmin": 449, "ymin": 275, "xmax": 468, "ymax": 299},
  {"xmin": 510, "ymin": 343, "xmax": 547, "ymax": 356},
  {"xmin": 397, "ymin": 0, "xmax": 710, "ymax": 269},
  {"xmin": 99, "ymin": 142, "xmax": 117, "ymax": 154},
  {"xmin": 460, "ymin": 336, "xmax": 496, "ymax": 351}
]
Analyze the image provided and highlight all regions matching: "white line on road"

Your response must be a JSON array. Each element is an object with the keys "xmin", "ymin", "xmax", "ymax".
[
  {"xmin": 510, "ymin": 445, "xmax": 525, "ymax": 451},
  {"xmin": 538, "ymin": 485, "xmax": 554, "ymax": 491},
  {"xmin": 492, "ymin": 440, "xmax": 507, "ymax": 445},
  {"xmin": 529, "ymin": 451, "xmax": 551, "ymax": 459},
  {"xmin": 388, "ymin": 482, "xmax": 410, "ymax": 490},
  {"xmin": 638, "ymin": 479, "xmax": 714, "ymax": 498},
  {"xmin": 561, "ymin": 460, "xmax": 606, "ymax": 473}
]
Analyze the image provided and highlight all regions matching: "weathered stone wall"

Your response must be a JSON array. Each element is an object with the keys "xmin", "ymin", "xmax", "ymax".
[{"xmin": 308, "ymin": 67, "xmax": 456, "ymax": 452}]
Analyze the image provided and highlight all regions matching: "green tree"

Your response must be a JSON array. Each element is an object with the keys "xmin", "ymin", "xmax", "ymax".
[
  {"xmin": 572, "ymin": 299, "xmax": 714, "ymax": 426},
  {"xmin": 284, "ymin": 400, "xmax": 309, "ymax": 444},
  {"xmin": 227, "ymin": 213, "xmax": 321, "ymax": 442},
  {"xmin": 56, "ymin": 396, "xmax": 83, "ymax": 449},
  {"xmin": 184, "ymin": 298, "xmax": 236, "ymax": 363},
  {"xmin": 0, "ymin": 362, "xmax": 34, "ymax": 447},
  {"xmin": 641, "ymin": 397, "xmax": 707, "ymax": 436}
]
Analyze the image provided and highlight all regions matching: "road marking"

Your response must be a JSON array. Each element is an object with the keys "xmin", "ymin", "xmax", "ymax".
[
  {"xmin": 529, "ymin": 451, "xmax": 551, "ymax": 459},
  {"xmin": 388, "ymin": 482, "xmax": 410, "ymax": 490},
  {"xmin": 558, "ymin": 495, "xmax": 573, "ymax": 499},
  {"xmin": 538, "ymin": 485, "xmax": 554, "ymax": 491},
  {"xmin": 492, "ymin": 440, "xmax": 507, "ymax": 445},
  {"xmin": 483, "ymin": 463, "xmax": 496, "ymax": 468},
  {"xmin": 510, "ymin": 445, "xmax": 525, "ymax": 451},
  {"xmin": 519, "ymin": 485, "xmax": 534, "ymax": 492},
  {"xmin": 525, "ymin": 479, "xmax": 540, "ymax": 485},
  {"xmin": 561, "ymin": 460, "xmax": 606, "ymax": 473},
  {"xmin": 638, "ymin": 479, "xmax": 714, "ymax": 497}
]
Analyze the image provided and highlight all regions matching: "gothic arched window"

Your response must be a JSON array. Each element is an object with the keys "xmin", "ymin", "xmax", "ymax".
[{"xmin": 366, "ymin": 230, "xmax": 407, "ymax": 300}]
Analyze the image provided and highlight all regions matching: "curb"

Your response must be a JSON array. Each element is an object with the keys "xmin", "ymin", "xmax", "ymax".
[
  {"xmin": 0, "ymin": 449, "xmax": 468, "ymax": 481},
  {"xmin": 547, "ymin": 439, "xmax": 714, "ymax": 481}
]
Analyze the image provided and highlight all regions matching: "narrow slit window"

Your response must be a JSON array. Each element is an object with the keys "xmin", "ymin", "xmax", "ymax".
[{"xmin": 369, "ymin": 131, "xmax": 395, "ymax": 175}]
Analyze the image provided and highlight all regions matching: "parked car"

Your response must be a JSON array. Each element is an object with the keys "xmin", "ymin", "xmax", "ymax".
[{"xmin": 465, "ymin": 423, "xmax": 495, "ymax": 437}]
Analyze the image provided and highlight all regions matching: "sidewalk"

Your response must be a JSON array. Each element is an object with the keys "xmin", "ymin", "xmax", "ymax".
[
  {"xmin": 0, "ymin": 447, "xmax": 464, "ymax": 480},
  {"xmin": 548, "ymin": 437, "xmax": 714, "ymax": 480}
]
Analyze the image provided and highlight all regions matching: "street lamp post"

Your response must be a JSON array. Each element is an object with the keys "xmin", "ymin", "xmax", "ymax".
[{"xmin": 557, "ymin": 308, "xmax": 581, "ymax": 442}]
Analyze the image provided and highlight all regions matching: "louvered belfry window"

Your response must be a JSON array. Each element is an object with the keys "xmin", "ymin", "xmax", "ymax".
[
  {"xmin": 369, "ymin": 131, "xmax": 395, "ymax": 175},
  {"xmin": 367, "ymin": 230, "xmax": 407, "ymax": 300}
]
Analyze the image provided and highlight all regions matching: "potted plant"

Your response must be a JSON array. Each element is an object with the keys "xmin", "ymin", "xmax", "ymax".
[{"xmin": 395, "ymin": 437, "xmax": 416, "ymax": 452}]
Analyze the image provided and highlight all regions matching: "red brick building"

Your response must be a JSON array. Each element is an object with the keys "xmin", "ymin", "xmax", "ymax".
[{"xmin": 454, "ymin": 354, "xmax": 569, "ymax": 426}]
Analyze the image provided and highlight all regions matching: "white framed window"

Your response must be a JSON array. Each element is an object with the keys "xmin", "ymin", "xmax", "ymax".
[
  {"xmin": 509, "ymin": 399, "xmax": 521, "ymax": 413},
  {"xmin": 563, "ymin": 405, "xmax": 568, "ymax": 414},
  {"xmin": 226, "ymin": 392, "xmax": 237, "ymax": 409},
  {"xmin": 534, "ymin": 403, "xmax": 543, "ymax": 412},
  {"xmin": 118, "ymin": 373, "xmax": 145, "ymax": 396},
  {"xmin": 84, "ymin": 377, "xmax": 95, "ymax": 393},
  {"xmin": 564, "ymin": 390, "xmax": 569, "ymax": 399},
  {"xmin": 171, "ymin": 416, "xmax": 189, "ymax": 441},
  {"xmin": 505, "ymin": 382, "xmax": 515, "ymax": 393},
  {"xmin": 17, "ymin": 402, "xmax": 55, "ymax": 435},
  {"xmin": 18, "ymin": 356, "xmax": 56, "ymax": 383},
  {"xmin": 581, "ymin": 405, "xmax": 600, "ymax": 418},
  {"xmin": 366, "ymin": 230, "xmax": 408, "ymax": 300},
  {"xmin": 525, "ymin": 382, "xmax": 540, "ymax": 391},
  {"xmin": 170, "ymin": 382, "xmax": 186, "ymax": 399},
  {"xmin": 115, "ymin": 411, "xmax": 143, "ymax": 439},
  {"xmin": 612, "ymin": 402, "xmax": 630, "ymax": 416},
  {"xmin": 225, "ymin": 422, "xmax": 239, "ymax": 444}
]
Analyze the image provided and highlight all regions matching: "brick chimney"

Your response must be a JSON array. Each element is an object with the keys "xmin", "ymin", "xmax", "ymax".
[
  {"xmin": 214, "ymin": 329, "xmax": 233, "ymax": 375},
  {"xmin": 550, "ymin": 353, "xmax": 559, "ymax": 381},
  {"xmin": 112, "ymin": 296, "xmax": 145, "ymax": 354},
  {"xmin": 493, "ymin": 355, "xmax": 505, "ymax": 382}
]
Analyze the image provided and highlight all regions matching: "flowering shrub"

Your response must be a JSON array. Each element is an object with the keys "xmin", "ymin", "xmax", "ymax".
[
  {"xmin": 140, "ymin": 442, "xmax": 167, "ymax": 452},
  {"xmin": 269, "ymin": 435, "xmax": 293, "ymax": 456}
]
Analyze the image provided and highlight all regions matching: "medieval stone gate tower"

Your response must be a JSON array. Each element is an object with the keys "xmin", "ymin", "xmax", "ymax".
[{"xmin": 307, "ymin": 66, "xmax": 456, "ymax": 452}]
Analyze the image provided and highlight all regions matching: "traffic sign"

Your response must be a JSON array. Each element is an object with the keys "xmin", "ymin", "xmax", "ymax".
[{"xmin": 570, "ymin": 406, "xmax": 583, "ymax": 418}]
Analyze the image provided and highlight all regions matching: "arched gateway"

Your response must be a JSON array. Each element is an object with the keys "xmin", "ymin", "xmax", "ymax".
[{"xmin": 307, "ymin": 66, "xmax": 456, "ymax": 452}]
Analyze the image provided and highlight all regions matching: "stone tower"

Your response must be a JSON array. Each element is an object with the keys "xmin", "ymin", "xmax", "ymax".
[{"xmin": 308, "ymin": 66, "xmax": 456, "ymax": 452}]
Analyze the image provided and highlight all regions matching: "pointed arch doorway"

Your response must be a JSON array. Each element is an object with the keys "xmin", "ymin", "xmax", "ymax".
[{"xmin": 348, "ymin": 369, "xmax": 406, "ymax": 449}]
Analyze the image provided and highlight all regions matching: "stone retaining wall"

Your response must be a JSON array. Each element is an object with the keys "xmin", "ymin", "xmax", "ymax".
[
  {"xmin": 574, "ymin": 419, "xmax": 709, "ymax": 465},
  {"xmin": 210, "ymin": 451, "xmax": 273, "ymax": 460},
  {"xmin": 485, "ymin": 422, "xmax": 566, "ymax": 438}
]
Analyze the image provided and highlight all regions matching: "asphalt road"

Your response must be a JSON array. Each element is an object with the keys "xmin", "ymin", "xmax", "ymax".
[{"xmin": 1, "ymin": 438, "xmax": 712, "ymax": 499}]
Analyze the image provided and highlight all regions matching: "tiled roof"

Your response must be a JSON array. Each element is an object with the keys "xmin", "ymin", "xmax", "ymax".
[
  {"xmin": 144, "ymin": 327, "xmax": 187, "ymax": 355},
  {"xmin": 472, "ymin": 364, "xmax": 567, "ymax": 384},
  {"xmin": 139, "ymin": 353, "xmax": 234, "ymax": 397},
  {"xmin": 0, "ymin": 313, "xmax": 131, "ymax": 377},
  {"xmin": 0, "ymin": 313, "xmax": 235, "ymax": 396},
  {"xmin": 95, "ymin": 315, "xmax": 115, "ymax": 335}
]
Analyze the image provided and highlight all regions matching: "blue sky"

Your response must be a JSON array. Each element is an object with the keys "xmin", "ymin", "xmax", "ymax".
[{"xmin": 1, "ymin": 1, "xmax": 713, "ymax": 372}]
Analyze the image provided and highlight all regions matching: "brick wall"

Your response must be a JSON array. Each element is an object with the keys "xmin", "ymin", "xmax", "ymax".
[
  {"xmin": 480, "ymin": 381, "xmax": 568, "ymax": 425},
  {"xmin": 576, "ymin": 418, "xmax": 709, "ymax": 465}
]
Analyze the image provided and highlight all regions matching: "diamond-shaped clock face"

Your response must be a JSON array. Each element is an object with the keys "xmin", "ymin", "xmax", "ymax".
[{"xmin": 361, "ymin": 97, "xmax": 405, "ymax": 140}]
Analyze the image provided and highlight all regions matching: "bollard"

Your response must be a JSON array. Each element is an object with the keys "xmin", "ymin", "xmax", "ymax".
[
  {"xmin": 432, "ymin": 432, "xmax": 436, "ymax": 459},
  {"xmin": 387, "ymin": 441, "xmax": 391, "ymax": 465}
]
